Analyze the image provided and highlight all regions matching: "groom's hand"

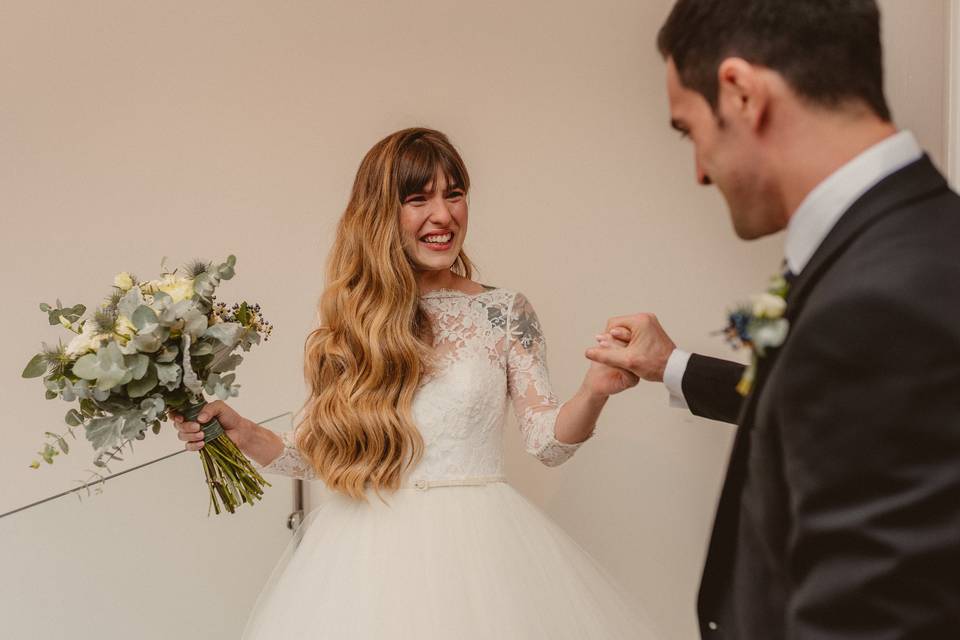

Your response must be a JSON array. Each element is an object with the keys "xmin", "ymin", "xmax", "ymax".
[{"xmin": 585, "ymin": 313, "xmax": 676, "ymax": 382}]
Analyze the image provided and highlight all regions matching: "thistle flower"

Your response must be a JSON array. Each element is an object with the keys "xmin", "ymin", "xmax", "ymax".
[
  {"xmin": 184, "ymin": 259, "xmax": 211, "ymax": 279},
  {"xmin": 39, "ymin": 341, "xmax": 71, "ymax": 377},
  {"xmin": 91, "ymin": 308, "xmax": 119, "ymax": 334}
]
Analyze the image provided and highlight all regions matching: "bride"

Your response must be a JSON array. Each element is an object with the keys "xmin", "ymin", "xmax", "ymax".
[{"xmin": 172, "ymin": 128, "xmax": 657, "ymax": 639}]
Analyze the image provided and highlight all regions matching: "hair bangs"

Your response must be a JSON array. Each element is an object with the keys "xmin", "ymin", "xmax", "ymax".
[{"xmin": 396, "ymin": 135, "xmax": 470, "ymax": 201}]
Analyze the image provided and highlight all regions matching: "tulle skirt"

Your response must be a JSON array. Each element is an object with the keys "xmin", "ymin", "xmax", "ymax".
[{"xmin": 242, "ymin": 481, "xmax": 657, "ymax": 639}]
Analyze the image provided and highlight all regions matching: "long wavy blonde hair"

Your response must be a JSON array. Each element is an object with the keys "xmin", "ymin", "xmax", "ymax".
[{"xmin": 297, "ymin": 128, "xmax": 474, "ymax": 499}]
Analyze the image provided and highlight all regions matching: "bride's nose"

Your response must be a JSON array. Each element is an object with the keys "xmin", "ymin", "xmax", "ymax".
[{"xmin": 427, "ymin": 197, "xmax": 453, "ymax": 224}]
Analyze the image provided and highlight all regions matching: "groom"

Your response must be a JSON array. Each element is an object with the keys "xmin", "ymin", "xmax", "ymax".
[{"xmin": 588, "ymin": 1, "xmax": 960, "ymax": 637}]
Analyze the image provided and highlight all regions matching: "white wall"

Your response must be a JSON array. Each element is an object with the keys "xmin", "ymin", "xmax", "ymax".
[
  {"xmin": 0, "ymin": 2, "xmax": 949, "ymax": 639},
  {"xmin": 949, "ymin": 0, "xmax": 960, "ymax": 187}
]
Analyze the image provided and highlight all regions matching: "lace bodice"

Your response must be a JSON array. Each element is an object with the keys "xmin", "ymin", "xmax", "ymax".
[{"xmin": 255, "ymin": 288, "xmax": 583, "ymax": 483}]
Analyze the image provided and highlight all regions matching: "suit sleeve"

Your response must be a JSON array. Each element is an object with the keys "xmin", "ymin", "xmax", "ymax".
[
  {"xmin": 681, "ymin": 353, "xmax": 746, "ymax": 424},
  {"xmin": 780, "ymin": 290, "xmax": 960, "ymax": 638}
]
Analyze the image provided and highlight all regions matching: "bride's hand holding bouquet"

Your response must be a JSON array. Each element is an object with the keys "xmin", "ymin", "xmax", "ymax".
[{"xmin": 21, "ymin": 255, "xmax": 274, "ymax": 515}]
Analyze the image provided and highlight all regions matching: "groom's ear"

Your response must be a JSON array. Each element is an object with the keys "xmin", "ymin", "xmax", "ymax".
[{"xmin": 717, "ymin": 57, "xmax": 769, "ymax": 133}]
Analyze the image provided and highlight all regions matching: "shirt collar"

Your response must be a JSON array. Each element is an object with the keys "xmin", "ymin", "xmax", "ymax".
[{"xmin": 784, "ymin": 130, "xmax": 922, "ymax": 275}]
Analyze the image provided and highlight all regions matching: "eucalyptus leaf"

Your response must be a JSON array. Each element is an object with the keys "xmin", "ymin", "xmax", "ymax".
[
  {"xmin": 44, "ymin": 390, "xmax": 58, "ymax": 400},
  {"xmin": 182, "ymin": 309, "xmax": 208, "ymax": 340},
  {"xmin": 69, "ymin": 379, "xmax": 93, "ymax": 401},
  {"xmin": 65, "ymin": 305, "xmax": 86, "ymax": 322},
  {"xmin": 193, "ymin": 274, "xmax": 217, "ymax": 301},
  {"xmin": 130, "ymin": 332, "xmax": 163, "ymax": 353},
  {"xmin": 79, "ymin": 398, "xmax": 97, "ymax": 418},
  {"xmin": 22, "ymin": 354, "xmax": 47, "ymax": 378},
  {"xmin": 210, "ymin": 353, "xmax": 243, "ymax": 373},
  {"xmin": 65, "ymin": 409, "xmax": 83, "ymax": 427},
  {"xmin": 59, "ymin": 379, "xmax": 81, "ymax": 402},
  {"xmin": 39, "ymin": 303, "xmax": 51, "ymax": 312},
  {"xmin": 156, "ymin": 343, "xmax": 179, "ymax": 363},
  {"xmin": 41, "ymin": 443, "xmax": 58, "ymax": 464},
  {"xmin": 191, "ymin": 341, "xmax": 214, "ymax": 356},
  {"xmin": 118, "ymin": 288, "xmax": 146, "ymax": 318},
  {"xmin": 155, "ymin": 361, "xmax": 182, "ymax": 391},
  {"xmin": 125, "ymin": 354, "xmax": 150, "ymax": 380},
  {"xmin": 140, "ymin": 396, "xmax": 165, "ymax": 421},
  {"xmin": 238, "ymin": 327, "xmax": 261, "ymax": 352},
  {"xmin": 204, "ymin": 372, "xmax": 238, "ymax": 401},
  {"xmin": 91, "ymin": 342, "xmax": 135, "ymax": 391},
  {"xmin": 158, "ymin": 299, "xmax": 194, "ymax": 326},
  {"xmin": 204, "ymin": 322, "xmax": 242, "ymax": 347},
  {"xmin": 126, "ymin": 363, "xmax": 158, "ymax": 398},
  {"xmin": 147, "ymin": 290, "xmax": 172, "ymax": 314},
  {"xmin": 72, "ymin": 354, "xmax": 99, "ymax": 380},
  {"xmin": 132, "ymin": 305, "xmax": 159, "ymax": 333}
]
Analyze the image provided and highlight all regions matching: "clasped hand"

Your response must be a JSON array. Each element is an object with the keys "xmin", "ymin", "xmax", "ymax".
[{"xmin": 585, "ymin": 312, "xmax": 677, "ymax": 384}]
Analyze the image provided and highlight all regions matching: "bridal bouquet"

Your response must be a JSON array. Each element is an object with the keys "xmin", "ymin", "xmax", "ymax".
[{"xmin": 21, "ymin": 255, "xmax": 273, "ymax": 514}]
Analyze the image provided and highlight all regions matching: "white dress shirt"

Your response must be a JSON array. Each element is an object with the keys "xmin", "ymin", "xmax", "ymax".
[{"xmin": 664, "ymin": 130, "xmax": 923, "ymax": 407}]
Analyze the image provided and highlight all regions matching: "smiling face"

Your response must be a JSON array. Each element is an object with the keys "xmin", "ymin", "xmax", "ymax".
[
  {"xmin": 399, "ymin": 171, "xmax": 468, "ymax": 272},
  {"xmin": 666, "ymin": 58, "xmax": 783, "ymax": 239}
]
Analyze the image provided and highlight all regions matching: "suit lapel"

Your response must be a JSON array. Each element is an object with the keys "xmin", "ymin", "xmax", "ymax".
[{"xmin": 786, "ymin": 155, "xmax": 948, "ymax": 319}]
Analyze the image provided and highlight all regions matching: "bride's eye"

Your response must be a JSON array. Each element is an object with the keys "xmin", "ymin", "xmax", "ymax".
[
  {"xmin": 446, "ymin": 190, "xmax": 465, "ymax": 201},
  {"xmin": 404, "ymin": 195, "xmax": 427, "ymax": 205}
]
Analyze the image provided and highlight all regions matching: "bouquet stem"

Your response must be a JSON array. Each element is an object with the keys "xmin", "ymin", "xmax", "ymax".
[{"xmin": 182, "ymin": 402, "xmax": 271, "ymax": 515}]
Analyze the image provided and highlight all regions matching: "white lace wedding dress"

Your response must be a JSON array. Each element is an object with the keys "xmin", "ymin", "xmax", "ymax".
[{"xmin": 242, "ymin": 288, "xmax": 656, "ymax": 639}]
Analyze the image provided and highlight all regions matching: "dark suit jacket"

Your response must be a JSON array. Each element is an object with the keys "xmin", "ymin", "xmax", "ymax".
[{"xmin": 686, "ymin": 156, "xmax": 960, "ymax": 639}]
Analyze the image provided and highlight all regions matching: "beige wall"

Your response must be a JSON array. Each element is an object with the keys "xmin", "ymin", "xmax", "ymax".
[{"xmin": 0, "ymin": 1, "xmax": 948, "ymax": 639}]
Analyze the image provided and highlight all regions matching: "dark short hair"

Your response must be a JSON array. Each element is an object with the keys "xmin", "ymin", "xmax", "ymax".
[{"xmin": 657, "ymin": 0, "xmax": 891, "ymax": 121}]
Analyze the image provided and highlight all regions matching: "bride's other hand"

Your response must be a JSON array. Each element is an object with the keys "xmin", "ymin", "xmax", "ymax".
[
  {"xmin": 169, "ymin": 400, "xmax": 253, "ymax": 452},
  {"xmin": 585, "ymin": 313, "xmax": 676, "ymax": 382},
  {"xmin": 583, "ymin": 334, "xmax": 640, "ymax": 396}
]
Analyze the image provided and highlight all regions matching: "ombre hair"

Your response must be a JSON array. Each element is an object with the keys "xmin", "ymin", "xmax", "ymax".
[{"xmin": 297, "ymin": 128, "xmax": 473, "ymax": 499}]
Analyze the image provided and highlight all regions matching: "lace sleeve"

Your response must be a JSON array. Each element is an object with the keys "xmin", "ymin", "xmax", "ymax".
[
  {"xmin": 250, "ymin": 430, "xmax": 316, "ymax": 480},
  {"xmin": 506, "ymin": 292, "xmax": 582, "ymax": 467}
]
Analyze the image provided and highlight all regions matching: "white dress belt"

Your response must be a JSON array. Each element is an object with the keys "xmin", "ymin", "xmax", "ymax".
[{"xmin": 401, "ymin": 475, "xmax": 507, "ymax": 491}]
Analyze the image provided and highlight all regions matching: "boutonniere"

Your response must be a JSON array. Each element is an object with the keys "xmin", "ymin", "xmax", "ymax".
[{"xmin": 721, "ymin": 274, "xmax": 790, "ymax": 396}]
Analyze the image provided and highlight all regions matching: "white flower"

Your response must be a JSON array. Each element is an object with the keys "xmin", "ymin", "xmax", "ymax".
[
  {"xmin": 752, "ymin": 318, "xmax": 790, "ymax": 356},
  {"xmin": 752, "ymin": 293, "xmax": 787, "ymax": 319},
  {"xmin": 65, "ymin": 322, "xmax": 107, "ymax": 358},
  {"xmin": 156, "ymin": 275, "xmax": 195, "ymax": 303},
  {"xmin": 114, "ymin": 314, "xmax": 137, "ymax": 339},
  {"xmin": 113, "ymin": 272, "xmax": 134, "ymax": 291}
]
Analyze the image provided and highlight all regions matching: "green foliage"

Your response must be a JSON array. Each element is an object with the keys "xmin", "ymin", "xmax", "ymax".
[
  {"xmin": 41, "ymin": 300, "xmax": 86, "ymax": 327},
  {"xmin": 22, "ymin": 354, "xmax": 47, "ymax": 378},
  {"xmin": 126, "ymin": 363, "xmax": 158, "ymax": 398}
]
